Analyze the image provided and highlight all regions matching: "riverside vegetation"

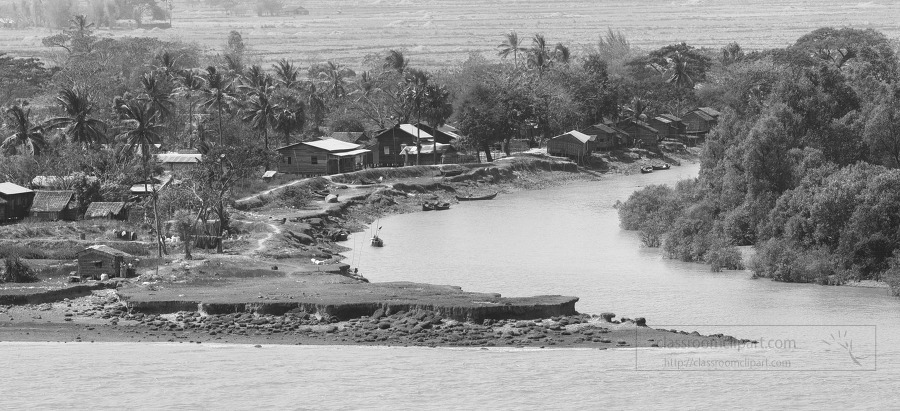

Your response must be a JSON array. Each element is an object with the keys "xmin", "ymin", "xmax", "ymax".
[{"xmin": 617, "ymin": 28, "xmax": 900, "ymax": 296}]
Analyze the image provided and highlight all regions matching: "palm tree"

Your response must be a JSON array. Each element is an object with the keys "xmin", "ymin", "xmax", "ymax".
[
  {"xmin": 665, "ymin": 51, "xmax": 694, "ymax": 88},
  {"xmin": 552, "ymin": 43, "xmax": 570, "ymax": 65},
  {"xmin": 1, "ymin": 104, "xmax": 44, "ymax": 155},
  {"xmin": 403, "ymin": 68, "xmax": 429, "ymax": 165},
  {"xmin": 383, "ymin": 49, "xmax": 408, "ymax": 75},
  {"xmin": 498, "ymin": 31, "xmax": 526, "ymax": 68},
  {"xmin": 422, "ymin": 84, "xmax": 453, "ymax": 164},
  {"xmin": 43, "ymin": 88, "xmax": 107, "ymax": 146},
  {"xmin": 272, "ymin": 95, "xmax": 306, "ymax": 146},
  {"xmin": 140, "ymin": 72, "xmax": 174, "ymax": 123},
  {"xmin": 305, "ymin": 82, "xmax": 327, "ymax": 132},
  {"xmin": 527, "ymin": 34, "xmax": 550, "ymax": 76},
  {"xmin": 242, "ymin": 90, "xmax": 276, "ymax": 153},
  {"xmin": 175, "ymin": 69, "xmax": 205, "ymax": 147},
  {"xmin": 319, "ymin": 61, "xmax": 353, "ymax": 99},
  {"xmin": 199, "ymin": 66, "xmax": 235, "ymax": 144},
  {"xmin": 273, "ymin": 59, "xmax": 301, "ymax": 89},
  {"xmin": 242, "ymin": 65, "xmax": 269, "ymax": 91},
  {"xmin": 116, "ymin": 99, "xmax": 167, "ymax": 257}
]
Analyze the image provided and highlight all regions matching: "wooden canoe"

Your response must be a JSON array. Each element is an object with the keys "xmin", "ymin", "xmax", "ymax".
[{"xmin": 456, "ymin": 193, "xmax": 498, "ymax": 201}]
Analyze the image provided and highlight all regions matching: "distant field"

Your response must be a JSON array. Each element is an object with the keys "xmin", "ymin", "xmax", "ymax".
[{"xmin": 1, "ymin": 0, "xmax": 898, "ymax": 71}]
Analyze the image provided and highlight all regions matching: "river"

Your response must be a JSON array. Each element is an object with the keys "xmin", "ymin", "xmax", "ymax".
[{"xmin": 3, "ymin": 164, "xmax": 898, "ymax": 409}]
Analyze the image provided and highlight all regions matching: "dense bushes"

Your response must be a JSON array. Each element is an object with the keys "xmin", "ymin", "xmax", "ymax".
[{"xmin": 1, "ymin": 256, "xmax": 38, "ymax": 283}]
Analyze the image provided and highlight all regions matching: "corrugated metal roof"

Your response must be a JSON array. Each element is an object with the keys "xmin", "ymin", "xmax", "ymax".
[
  {"xmin": 84, "ymin": 202, "xmax": 126, "ymax": 218},
  {"xmin": 31, "ymin": 190, "xmax": 75, "ymax": 212},
  {"xmin": 156, "ymin": 153, "xmax": 203, "ymax": 163},
  {"xmin": 698, "ymin": 107, "xmax": 722, "ymax": 117},
  {"xmin": 586, "ymin": 123, "xmax": 617, "ymax": 134},
  {"xmin": 399, "ymin": 124, "xmax": 434, "ymax": 139},
  {"xmin": 0, "ymin": 182, "xmax": 32, "ymax": 195},
  {"xmin": 659, "ymin": 114, "xmax": 682, "ymax": 122},
  {"xmin": 691, "ymin": 110, "xmax": 716, "ymax": 121},
  {"xmin": 79, "ymin": 244, "xmax": 133, "ymax": 257},
  {"xmin": 262, "ymin": 170, "xmax": 277, "ymax": 178},
  {"xmin": 302, "ymin": 138, "xmax": 361, "ymax": 152},
  {"xmin": 653, "ymin": 116, "xmax": 673, "ymax": 124},
  {"xmin": 551, "ymin": 130, "xmax": 594, "ymax": 144},
  {"xmin": 331, "ymin": 148, "xmax": 372, "ymax": 157}
]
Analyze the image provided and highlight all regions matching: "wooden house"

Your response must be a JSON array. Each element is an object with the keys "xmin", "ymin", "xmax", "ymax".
[
  {"xmin": 30, "ymin": 190, "xmax": 76, "ymax": 221},
  {"xmin": 77, "ymin": 245, "xmax": 137, "ymax": 280},
  {"xmin": 547, "ymin": 130, "xmax": 596, "ymax": 160},
  {"xmin": 0, "ymin": 182, "xmax": 34, "ymax": 222},
  {"xmin": 276, "ymin": 138, "xmax": 371, "ymax": 176},
  {"xmin": 683, "ymin": 107, "xmax": 722, "ymax": 138},
  {"xmin": 155, "ymin": 153, "xmax": 203, "ymax": 173},
  {"xmin": 649, "ymin": 114, "xmax": 686, "ymax": 140},
  {"xmin": 580, "ymin": 123, "xmax": 631, "ymax": 150},
  {"xmin": 617, "ymin": 120, "xmax": 660, "ymax": 147},
  {"xmin": 370, "ymin": 124, "xmax": 436, "ymax": 167},
  {"xmin": 84, "ymin": 202, "xmax": 128, "ymax": 220}
]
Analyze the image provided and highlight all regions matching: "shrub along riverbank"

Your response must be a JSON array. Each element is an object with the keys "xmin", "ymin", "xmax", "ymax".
[{"xmin": 618, "ymin": 28, "xmax": 900, "ymax": 297}]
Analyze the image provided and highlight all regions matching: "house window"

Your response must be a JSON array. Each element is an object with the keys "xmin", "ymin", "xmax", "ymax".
[
  {"xmin": 311, "ymin": 156, "xmax": 318, "ymax": 164},
  {"xmin": 384, "ymin": 146, "xmax": 390, "ymax": 155},
  {"xmin": 287, "ymin": 157, "xmax": 292, "ymax": 164}
]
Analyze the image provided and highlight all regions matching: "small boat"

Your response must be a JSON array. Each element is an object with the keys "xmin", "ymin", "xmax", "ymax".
[
  {"xmin": 640, "ymin": 166, "xmax": 654, "ymax": 174},
  {"xmin": 422, "ymin": 202, "xmax": 435, "ymax": 211},
  {"xmin": 652, "ymin": 163, "xmax": 670, "ymax": 170},
  {"xmin": 456, "ymin": 192, "xmax": 498, "ymax": 201},
  {"xmin": 434, "ymin": 202, "xmax": 450, "ymax": 210},
  {"xmin": 371, "ymin": 225, "xmax": 384, "ymax": 247}
]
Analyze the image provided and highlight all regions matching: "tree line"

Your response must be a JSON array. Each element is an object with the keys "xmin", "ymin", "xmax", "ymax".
[{"xmin": 617, "ymin": 27, "xmax": 900, "ymax": 296}]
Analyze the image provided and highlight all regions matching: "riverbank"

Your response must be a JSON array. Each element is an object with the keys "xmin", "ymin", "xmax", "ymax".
[{"xmin": 1, "ymin": 149, "xmax": 718, "ymax": 348}]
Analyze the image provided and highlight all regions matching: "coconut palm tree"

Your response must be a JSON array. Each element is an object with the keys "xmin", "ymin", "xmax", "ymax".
[
  {"xmin": 272, "ymin": 95, "xmax": 305, "ymax": 146},
  {"xmin": 1, "ymin": 104, "xmax": 45, "ymax": 155},
  {"xmin": 319, "ymin": 61, "xmax": 354, "ymax": 99},
  {"xmin": 175, "ymin": 69, "xmax": 205, "ymax": 147},
  {"xmin": 422, "ymin": 84, "xmax": 453, "ymax": 164},
  {"xmin": 140, "ymin": 72, "xmax": 174, "ymax": 123},
  {"xmin": 199, "ymin": 66, "xmax": 235, "ymax": 144},
  {"xmin": 242, "ymin": 90, "xmax": 276, "ymax": 153},
  {"xmin": 665, "ymin": 51, "xmax": 694, "ymax": 88},
  {"xmin": 305, "ymin": 82, "xmax": 327, "ymax": 132},
  {"xmin": 273, "ymin": 59, "xmax": 301, "ymax": 89},
  {"xmin": 383, "ymin": 49, "xmax": 408, "ymax": 75},
  {"xmin": 43, "ymin": 88, "xmax": 107, "ymax": 146},
  {"xmin": 403, "ymin": 68, "xmax": 429, "ymax": 165},
  {"xmin": 527, "ymin": 34, "xmax": 550, "ymax": 76},
  {"xmin": 116, "ymin": 99, "xmax": 167, "ymax": 257},
  {"xmin": 498, "ymin": 31, "xmax": 526, "ymax": 68}
]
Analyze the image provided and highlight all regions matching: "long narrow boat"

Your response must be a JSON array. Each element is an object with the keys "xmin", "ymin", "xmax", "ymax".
[
  {"xmin": 434, "ymin": 202, "xmax": 451, "ymax": 210},
  {"xmin": 640, "ymin": 166, "xmax": 654, "ymax": 174},
  {"xmin": 455, "ymin": 192, "xmax": 498, "ymax": 201},
  {"xmin": 422, "ymin": 202, "xmax": 435, "ymax": 211}
]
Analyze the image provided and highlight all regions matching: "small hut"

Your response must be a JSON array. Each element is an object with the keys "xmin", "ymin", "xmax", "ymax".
[
  {"xmin": 29, "ymin": 190, "xmax": 76, "ymax": 221},
  {"xmin": 77, "ymin": 245, "xmax": 137, "ymax": 280},
  {"xmin": 0, "ymin": 182, "xmax": 34, "ymax": 221},
  {"xmin": 547, "ymin": 130, "xmax": 596, "ymax": 161},
  {"xmin": 84, "ymin": 202, "xmax": 128, "ymax": 220}
]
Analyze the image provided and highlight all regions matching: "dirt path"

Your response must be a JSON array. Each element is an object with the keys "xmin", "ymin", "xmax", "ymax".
[
  {"xmin": 236, "ymin": 176, "xmax": 321, "ymax": 203},
  {"xmin": 255, "ymin": 221, "xmax": 281, "ymax": 253}
]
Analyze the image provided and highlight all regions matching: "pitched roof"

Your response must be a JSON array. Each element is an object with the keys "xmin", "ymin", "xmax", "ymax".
[
  {"xmin": 84, "ymin": 202, "xmax": 126, "ymax": 218},
  {"xmin": 697, "ymin": 107, "xmax": 722, "ymax": 117},
  {"xmin": 658, "ymin": 114, "xmax": 683, "ymax": 123},
  {"xmin": 31, "ymin": 190, "xmax": 75, "ymax": 212},
  {"xmin": 398, "ymin": 124, "xmax": 434, "ymax": 139},
  {"xmin": 303, "ymin": 138, "xmax": 361, "ymax": 151},
  {"xmin": 551, "ymin": 130, "xmax": 595, "ymax": 144},
  {"xmin": 689, "ymin": 110, "xmax": 716, "ymax": 121},
  {"xmin": 79, "ymin": 244, "xmax": 133, "ymax": 258},
  {"xmin": 585, "ymin": 123, "xmax": 618, "ymax": 134},
  {"xmin": 31, "ymin": 175, "xmax": 79, "ymax": 188},
  {"xmin": 0, "ymin": 182, "xmax": 32, "ymax": 196},
  {"xmin": 328, "ymin": 132, "xmax": 367, "ymax": 143},
  {"xmin": 276, "ymin": 138, "xmax": 361, "ymax": 152},
  {"xmin": 130, "ymin": 174, "xmax": 173, "ymax": 194},
  {"xmin": 156, "ymin": 153, "xmax": 203, "ymax": 164}
]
